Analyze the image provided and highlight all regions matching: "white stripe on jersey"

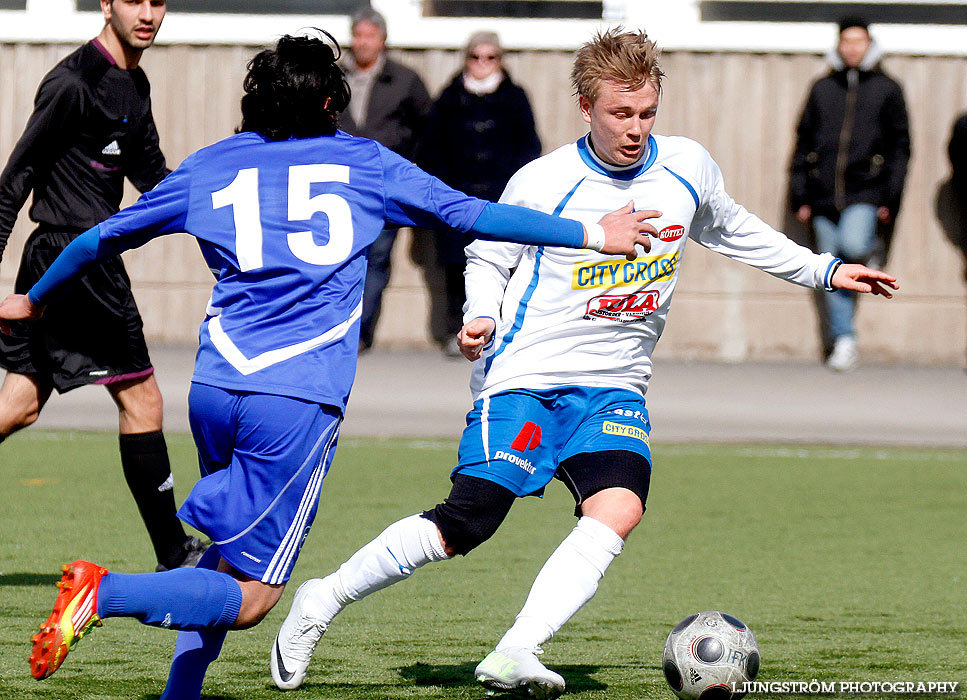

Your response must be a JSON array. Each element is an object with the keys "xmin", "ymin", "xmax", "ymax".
[{"xmin": 208, "ymin": 300, "xmax": 362, "ymax": 376}]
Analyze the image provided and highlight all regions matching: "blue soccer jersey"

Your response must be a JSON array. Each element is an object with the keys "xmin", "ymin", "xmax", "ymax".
[
  {"xmin": 28, "ymin": 130, "xmax": 590, "ymax": 410},
  {"xmin": 99, "ymin": 130, "xmax": 489, "ymax": 408}
]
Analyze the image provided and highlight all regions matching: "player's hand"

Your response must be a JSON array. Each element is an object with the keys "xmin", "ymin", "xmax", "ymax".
[
  {"xmin": 796, "ymin": 205, "xmax": 812, "ymax": 223},
  {"xmin": 0, "ymin": 293, "xmax": 43, "ymax": 334},
  {"xmin": 831, "ymin": 264, "xmax": 899, "ymax": 298},
  {"xmin": 457, "ymin": 317, "xmax": 496, "ymax": 361},
  {"xmin": 597, "ymin": 202, "xmax": 662, "ymax": 260}
]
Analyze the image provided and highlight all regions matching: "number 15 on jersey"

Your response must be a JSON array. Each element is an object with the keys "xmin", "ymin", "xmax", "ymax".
[{"xmin": 211, "ymin": 164, "xmax": 355, "ymax": 272}]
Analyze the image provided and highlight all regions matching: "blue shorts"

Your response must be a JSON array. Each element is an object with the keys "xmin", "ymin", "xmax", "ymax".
[
  {"xmin": 455, "ymin": 386, "xmax": 651, "ymax": 497},
  {"xmin": 178, "ymin": 382, "xmax": 341, "ymax": 584}
]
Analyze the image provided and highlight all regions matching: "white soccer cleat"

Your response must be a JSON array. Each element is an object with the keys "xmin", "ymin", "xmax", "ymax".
[
  {"xmin": 271, "ymin": 579, "xmax": 328, "ymax": 690},
  {"xmin": 474, "ymin": 646, "xmax": 566, "ymax": 699}
]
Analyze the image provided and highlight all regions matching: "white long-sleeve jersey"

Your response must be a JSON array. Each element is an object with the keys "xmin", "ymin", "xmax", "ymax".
[{"xmin": 465, "ymin": 133, "xmax": 838, "ymax": 400}]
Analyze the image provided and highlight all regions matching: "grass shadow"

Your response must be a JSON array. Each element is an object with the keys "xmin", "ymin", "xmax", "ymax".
[
  {"xmin": 0, "ymin": 572, "xmax": 60, "ymax": 587},
  {"xmin": 398, "ymin": 661, "xmax": 607, "ymax": 694}
]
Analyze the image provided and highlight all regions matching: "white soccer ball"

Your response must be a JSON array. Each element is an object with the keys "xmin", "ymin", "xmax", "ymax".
[{"xmin": 662, "ymin": 611, "xmax": 760, "ymax": 700}]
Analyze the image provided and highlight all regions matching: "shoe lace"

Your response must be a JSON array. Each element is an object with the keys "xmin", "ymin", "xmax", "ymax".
[{"xmin": 286, "ymin": 616, "xmax": 325, "ymax": 662}]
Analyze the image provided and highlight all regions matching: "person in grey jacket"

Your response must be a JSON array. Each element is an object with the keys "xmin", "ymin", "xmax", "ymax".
[
  {"xmin": 790, "ymin": 16, "xmax": 910, "ymax": 371},
  {"xmin": 340, "ymin": 8, "xmax": 431, "ymax": 351}
]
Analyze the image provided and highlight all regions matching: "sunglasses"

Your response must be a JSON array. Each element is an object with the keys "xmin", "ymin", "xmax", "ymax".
[{"xmin": 469, "ymin": 53, "xmax": 500, "ymax": 62}]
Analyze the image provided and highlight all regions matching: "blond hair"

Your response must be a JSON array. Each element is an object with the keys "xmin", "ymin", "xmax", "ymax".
[{"xmin": 571, "ymin": 27, "xmax": 663, "ymax": 104}]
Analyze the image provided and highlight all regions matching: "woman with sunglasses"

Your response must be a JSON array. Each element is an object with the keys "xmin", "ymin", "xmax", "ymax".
[{"xmin": 417, "ymin": 31, "xmax": 542, "ymax": 356}]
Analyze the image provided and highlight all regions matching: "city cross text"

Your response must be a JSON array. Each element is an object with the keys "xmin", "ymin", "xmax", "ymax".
[{"xmin": 571, "ymin": 251, "xmax": 680, "ymax": 290}]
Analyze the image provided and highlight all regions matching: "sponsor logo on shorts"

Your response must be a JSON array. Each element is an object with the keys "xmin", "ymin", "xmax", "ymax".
[
  {"xmin": 494, "ymin": 450, "xmax": 536, "ymax": 474},
  {"xmin": 612, "ymin": 408, "xmax": 647, "ymax": 424},
  {"xmin": 658, "ymin": 224, "xmax": 686, "ymax": 242},
  {"xmin": 585, "ymin": 291, "xmax": 659, "ymax": 322},
  {"xmin": 571, "ymin": 251, "xmax": 679, "ymax": 290},
  {"xmin": 510, "ymin": 421, "xmax": 542, "ymax": 451},
  {"xmin": 88, "ymin": 370, "xmax": 109, "ymax": 377},
  {"xmin": 241, "ymin": 551, "xmax": 262, "ymax": 563},
  {"xmin": 602, "ymin": 421, "xmax": 649, "ymax": 444}
]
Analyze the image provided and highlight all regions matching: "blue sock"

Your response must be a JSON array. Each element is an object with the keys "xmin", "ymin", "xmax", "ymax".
[
  {"xmin": 96, "ymin": 568, "xmax": 242, "ymax": 630},
  {"xmin": 159, "ymin": 628, "xmax": 228, "ymax": 700},
  {"xmin": 159, "ymin": 544, "xmax": 229, "ymax": 700},
  {"xmin": 159, "ymin": 544, "xmax": 229, "ymax": 699}
]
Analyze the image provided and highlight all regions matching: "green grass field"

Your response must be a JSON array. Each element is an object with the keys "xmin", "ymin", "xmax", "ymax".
[{"xmin": 1, "ymin": 431, "xmax": 965, "ymax": 699}]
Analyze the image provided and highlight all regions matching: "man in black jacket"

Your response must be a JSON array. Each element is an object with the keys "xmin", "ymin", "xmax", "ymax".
[
  {"xmin": 340, "ymin": 7, "xmax": 431, "ymax": 351},
  {"xmin": 791, "ymin": 16, "xmax": 910, "ymax": 371},
  {"xmin": 0, "ymin": 0, "xmax": 205, "ymax": 571}
]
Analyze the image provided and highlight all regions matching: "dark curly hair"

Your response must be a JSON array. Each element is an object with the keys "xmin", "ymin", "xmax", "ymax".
[{"xmin": 238, "ymin": 30, "xmax": 351, "ymax": 140}]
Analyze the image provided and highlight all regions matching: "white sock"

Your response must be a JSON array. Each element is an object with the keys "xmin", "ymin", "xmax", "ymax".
[
  {"xmin": 496, "ymin": 516, "xmax": 624, "ymax": 651},
  {"xmin": 308, "ymin": 514, "xmax": 450, "ymax": 626}
]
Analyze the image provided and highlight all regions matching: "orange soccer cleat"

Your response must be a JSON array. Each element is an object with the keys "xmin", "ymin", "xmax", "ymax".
[{"xmin": 29, "ymin": 560, "xmax": 108, "ymax": 680}]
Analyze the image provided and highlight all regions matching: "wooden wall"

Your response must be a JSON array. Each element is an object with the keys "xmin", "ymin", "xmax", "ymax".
[{"xmin": 1, "ymin": 43, "xmax": 965, "ymax": 365}]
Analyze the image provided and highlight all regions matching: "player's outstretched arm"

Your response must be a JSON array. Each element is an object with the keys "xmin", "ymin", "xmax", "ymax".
[
  {"xmin": 831, "ymin": 263, "xmax": 900, "ymax": 298},
  {"xmin": 470, "ymin": 202, "xmax": 659, "ymax": 259},
  {"xmin": 457, "ymin": 317, "xmax": 496, "ymax": 361}
]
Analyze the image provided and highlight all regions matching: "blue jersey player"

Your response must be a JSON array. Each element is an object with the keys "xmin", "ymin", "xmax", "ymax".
[{"xmin": 0, "ymin": 33, "xmax": 656, "ymax": 698}]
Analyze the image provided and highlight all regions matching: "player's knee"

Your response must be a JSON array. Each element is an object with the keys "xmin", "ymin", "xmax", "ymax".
[
  {"xmin": 137, "ymin": 383, "xmax": 165, "ymax": 421},
  {"xmin": 580, "ymin": 487, "xmax": 645, "ymax": 540},
  {"xmin": 422, "ymin": 477, "xmax": 516, "ymax": 556},
  {"xmin": 232, "ymin": 584, "xmax": 283, "ymax": 629},
  {"xmin": 423, "ymin": 504, "xmax": 502, "ymax": 556},
  {"xmin": 113, "ymin": 379, "xmax": 164, "ymax": 431}
]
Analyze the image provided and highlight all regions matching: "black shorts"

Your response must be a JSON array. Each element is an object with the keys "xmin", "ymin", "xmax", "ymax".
[
  {"xmin": 0, "ymin": 228, "xmax": 153, "ymax": 393},
  {"xmin": 556, "ymin": 450, "xmax": 652, "ymax": 517}
]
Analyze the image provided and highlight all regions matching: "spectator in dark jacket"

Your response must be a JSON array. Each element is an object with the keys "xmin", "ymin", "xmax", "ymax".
[
  {"xmin": 341, "ymin": 8, "xmax": 431, "ymax": 351},
  {"xmin": 418, "ymin": 31, "xmax": 541, "ymax": 355},
  {"xmin": 791, "ymin": 16, "xmax": 910, "ymax": 372}
]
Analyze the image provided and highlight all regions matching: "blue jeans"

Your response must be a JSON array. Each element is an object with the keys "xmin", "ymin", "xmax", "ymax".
[
  {"xmin": 359, "ymin": 228, "xmax": 399, "ymax": 348},
  {"xmin": 813, "ymin": 204, "xmax": 878, "ymax": 340}
]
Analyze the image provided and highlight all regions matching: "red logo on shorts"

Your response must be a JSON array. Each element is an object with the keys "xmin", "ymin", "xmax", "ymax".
[
  {"xmin": 511, "ymin": 421, "xmax": 542, "ymax": 451},
  {"xmin": 658, "ymin": 224, "xmax": 685, "ymax": 242}
]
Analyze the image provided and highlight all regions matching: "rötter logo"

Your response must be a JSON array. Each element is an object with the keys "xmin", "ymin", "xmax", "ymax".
[
  {"xmin": 658, "ymin": 224, "xmax": 685, "ymax": 242},
  {"xmin": 511, "ymin": 421, "xmax": 542, "ymax": 451}
]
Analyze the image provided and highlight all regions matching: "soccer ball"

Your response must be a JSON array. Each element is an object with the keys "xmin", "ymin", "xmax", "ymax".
[{"xmin": 662, "ymin": 611, "xmax": 760, "ymax": 700}]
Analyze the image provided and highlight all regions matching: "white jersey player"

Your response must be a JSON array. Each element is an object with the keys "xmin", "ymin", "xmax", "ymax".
[
  {"xmin": 272, "ymin": 28, "xmax": 898, "ymax": 700},
  {"xmin": 466, "ymin": 131, "xmax": 840, "ymax": 402}
]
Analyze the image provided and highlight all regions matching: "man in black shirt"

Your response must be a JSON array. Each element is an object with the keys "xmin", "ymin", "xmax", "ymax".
[{"xmin": 0, "ymin": 0, "xmax": 205, "ymax": 571}]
